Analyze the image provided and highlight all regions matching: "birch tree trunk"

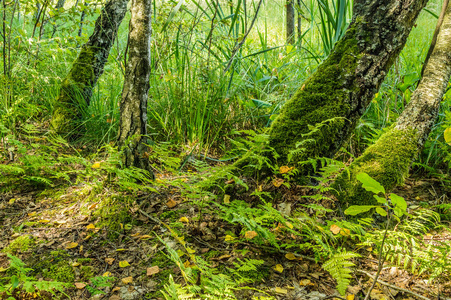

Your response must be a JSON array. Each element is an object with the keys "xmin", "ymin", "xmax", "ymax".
[
  {"xmin": 333, "ymin": 1, "xmax": 451, "ymax": 206},
  {"xmin": 117, "ymin": 0, "xmax": 153, "ymax": 175},
  {"xmin": 51, "ymin": 0, "xmax": 129, "ymax": 135},
  {"xmin": 263, "ymin": 0, "xmax": 428, "ymax": 175}
]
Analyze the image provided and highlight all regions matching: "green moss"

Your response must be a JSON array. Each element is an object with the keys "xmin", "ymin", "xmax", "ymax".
[
  {"xmin": 77, "ymin": 258, "xmax": 92, "ymax": 264},
  {"xmin": 43, "ymin": 260, "xmax": 75, "ymax": 283},
  {"xmin": 267, "ymin": 23, "xmax": 362, "ymax": 172},
  {"xmin": 3, "ymin": 235, "xmax": 34, "ymax": 254},
  {"xmin": 80, "ymin": 265, "xmax": 95, "ymax": 280},
  {"xmin": 333, "ymin": 127, "xmax": 418, "ymax": 206}
]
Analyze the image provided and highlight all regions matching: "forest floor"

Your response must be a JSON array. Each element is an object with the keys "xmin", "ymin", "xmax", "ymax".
[{"xmin": 1, "ymin": 162, "xmax": 451, "ymax": 300}]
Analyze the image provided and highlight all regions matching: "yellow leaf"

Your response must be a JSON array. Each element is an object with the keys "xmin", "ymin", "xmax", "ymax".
[
  {"xmin": 279, "ymin": 166, "xmax": 294, "ymax": 174},
  {"xmin": 147, "ymin": 266, "xmax": 160, "ymax": 276},
  {"xmin": 273, "ymin": 264, "xmax": 284, "ymax": 273},
  {"xmin": 91, "ymin": 162, "xmax": 101, "ymax": 169},
  {"xmin": 273, "ymin": 178, "xmax": 284, "ymax": 187},
  {"xmin": 299, "ymin": 279, "xmax": 312, "ymax": 286},
  {"xmin": 112, "ymin": 287, "xmax": 120, "ymax": 292},
  {"xmin": 86, "ymin": 224, "xmax": 96, "ymax": 230},
  {"xmin": 0, "ymin": 267, "xmax": 9, "ymax": 272},
  {"xmin": 183, "ymin": 260, "xmax": 192, "ymax": 268},
  {"xmin": 139, "ymin": 235, "xmax": 152, "ymax": 240},
  {"xmin": 72, "ymin": 262, "xmax": 81, "ymax": 267},
  {"xmin": 65, "ymin": 242, "xmax": 78, "ymax": 249},
  {"xmin": 75, "ymin": 282, "xmax": 86, "ymax": 289},
  {"xmin": 39, "ymin": 219, "xmax": 50, "ymax": 223},
  {"xmin": 445, "ymin": 127, "xmax": 451, "ymax": 145},
  {"xmin": 103, "ymin": 271, "xmax": 112, "ymax": 277},
  {"xmin": 245, "ymin": 231, "xmax": 258, "ymax": 239},
  {"xmin": 179, "ymin": 217, "xmax": 189, "ymax": 223},
  {"xmin": 285, "ymin": 253, "xmax": 297, "ymax": 260},
  {"xmin": 88, "ymin": 203, "xmax": 98, "ymax": 210},
  {"xmin": 340, "ymin": 228, "xmax": 351, "ymax": 236},
  {"xmin": 166, "ymin": 199, "xmax": 177, "ymax": 208},
  {"xmin": 119, "ymin": 260, "xmax": 130, "ymax": 268},
  {"xmin": 121, "ymin": 276, "xmax": 133, "ymax": 284},
  {"xmin": 224, "ymin": 235, "xmax": 234, "ymax": 242},
  {"xmin": 28, "ymin": 212, "xmax": 36, "ymax": 217},
  {"xmin": 116, "ymin": 248, "xmax": 126, "ymax": 252},
  {"xmin": 9, "ymin": 198, "xmax": 15, "ymax": 204},
  {"xmin": 285, "ymin": 222, "xmax": 293, "ymax": 229},
  {"xmin": 223, "ymin": 194, "xmax": 231, "ymax": 204},
  {"xmin": 330, "ymin": 224, "xmax": 341, "ymax": 235},
  {"xmin": 347, "ymin": 295, "xmax": 355, "ymax": 300},
  {"xmin": 186, "ymin": 247, "xmax": 196, "ymax": 254},
  {"xmin": 275, "ymin": 287, "xmax": 288, "ymax": 294},
  {"xmin": 131, "ymin": 232, "xmax": 141, "ymax": 237}
]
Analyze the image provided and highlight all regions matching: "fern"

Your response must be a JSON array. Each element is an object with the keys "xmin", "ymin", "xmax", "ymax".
[{"xmin": 322, "ymin": 250, "xmax": 359, "ymax": 295}]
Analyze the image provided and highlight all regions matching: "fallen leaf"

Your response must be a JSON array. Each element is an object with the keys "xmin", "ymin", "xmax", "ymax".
[
  {"xmin": 92, "ymin": 162, "xmax": 101, "ymax": 169},
  {"xmin": 183, "ymin": 260, "xmax": 192, "ymax": 268},
  {"xmin": 224, "ymin": 235, "xmax": 234, "ymax": 242},
  {"xmin": 65, "ymin": 242, "xmax": 78, "ymax": 249},
  {"xmin": 131, "ymin": 232, "xmax": 141, "ymax": 237},
  {"xmin": 88, "ymin": 203, "xmax": 98, "ymax": 210},
  {"xmin": 285, "ymin": 253, "xmax": 297, "ymax": 260},
  {"xmin": 279, "ymin": 166, "xmax": 294, "ymax": 174},
  {"xmin": 275, "ymin": 287, "xmax": 288, "ymax": 294},
  {"xmin": 39, "ymin": 219, "xmax": 50, "ymax": 223},
  {"xmin": 346, "ymin": 294, "xmax": 355, "ymax": 300},
  {"xmin": 330, "ymin": 224, "xmax": 341, "ymax": 235},
  {"xmin": 103, "ymin": 271, "xmax": 112, "ymax": 277},
  {"xmin": 166, "ymin": 199, "xmax": 177, "ymax": 208},
  {"xmin": 444, "ymin": 127, "xmax": 451, "ymax": 145},
  {"xmin": 285, "ymin": 222, "xmax": 293, "ymax": 229},
  {"xmin": 116, "ymin": 248, "xmax": 126, "ymax": 252},
  {"xmin": 119, "ymin": 260, "xmax": 130, "ymax": 268},
  {"xmin": 245, "ymin": 231, "xmax": 258, "ymax": 239},
  {"xmin": 139, "ymin": 235, "xmax": 152, "ymax": 240},
  {"xmin": 112, "ymin": 287, "xmax": 121, "ymax": 292},
  {"xmin": 105, "ymin": 258, "xmax": 115, "ymax": 265},
  {"xmin": 217, "ymin": 254, "xmax": 231, "ymax": 260},
  {"xmin": 28, "ymin": 212, "xmax": 36, "ymax": 217},
  {"xmin": 179, "ymin": 217, "xmax": 189, "ymax": 223},
  {"xmin": 273, "ymin": 264, "xmax": 284, "ymax": 273},
  {"xmin": 71, "ymin": 262, "xmax": 80, "ymax": 267},
  {"xmin": 299, "ymin": 279, "xmax": 312, "ymax": 286},
  {"xmin": 121, "ymin": 276, "xmax": 133, "ymax": 284},
  {"xmin": 75, "ymin": 282, "xmax": 86, "ymax": 289},
  {"xmin": 273, "ymin": 178, "xmax": 284, "ymax": 187},
  {"xmin": 340, "ymin": 228, "xmax": 351, "ymax": 236},
  {"xmin": 147, "ymin": 266, "xmax": 160, "ymax": 276},
  {"xmin": 86, "ymin": 224, "xmax": 96, "ymax": 230},
  {"xmin": 223, "ymin": 194, "xmax": 231, "ymax": 204}
]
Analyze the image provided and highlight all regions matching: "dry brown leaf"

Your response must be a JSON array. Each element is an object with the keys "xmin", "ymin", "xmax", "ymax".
[
  {"xmin": 88, "ymin": 203, "xmax": 98, "ymax": 210},
  {"xmin": 112, "ymin": 287, "xmax": 121, "ymax": 292},
  {"xmin": 217, "ymin": 254, "xmax": 231, "ymax": 260},
  {"xmin": 147, "ymin": 266, "xmax": 160, "ymax": 276},
  {"xmin": 166, "ymin": 199, "xmax": 177, "ymax": 208},
  {"xmin": 299, "ymin": 279, "xmax": 312, "ymax": 286},
  {"xmin": 244, "ymin": 231, "xmax": 258, "ymax": 239},
  {"xmin": 121, "ymin": 276, "xmax": 133, "ymax": 284},
  {"xmin": 272, "ymin": 178, "xmax": 284, "ymax": 187},
  {"xmin": 330, "ymin": 224, "xmax": 341, "ymax": 235},
  {"xmin": 75, "ymin": 282, "xmax": 86, "ymax": 289},
  {"xmin": 65, "ymin": 242, "xmax": 78, "ymax": 249},
  {"xmin": 105, "ymin": 258, "xmax": 115, "ymax": 265}
]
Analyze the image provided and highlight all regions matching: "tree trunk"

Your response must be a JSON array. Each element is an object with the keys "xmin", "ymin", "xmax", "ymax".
[
  {"xmin": 297, "ymin": 0, "xmax": 301, "ymax": 48},
  {"xmin": 286, "ymin": 0, "xmax": 295, "ymax": 45},
  {"xmin": 266, "ymin": 0, "xmax": 428, "ymax": 174},
  {"xmin": 117, "ymin": 0, "xmax": 153, "ymax": 175},
  {"xmin": 78, "ymin": 1, "xmax": 87, "ymax": 37},
  {"xmin": 333, "ymin": 1, "xmax": 451, "ymax": 206},
  {"xmin": 51, "ymin": 0, "xmax": 129, "ymax": 135}
]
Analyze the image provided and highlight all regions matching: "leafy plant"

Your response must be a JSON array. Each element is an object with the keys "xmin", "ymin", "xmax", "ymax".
[
  {"xmin": 322, "ymin": 250, "xmax": 359, "ymax": 295},
  {"xmin": 86, "ymin": 276, "xmax": 116, "ymax": 296},
  {"xmin": 0, "ymin": 254, "xmax": 71, "ymax": 299}
]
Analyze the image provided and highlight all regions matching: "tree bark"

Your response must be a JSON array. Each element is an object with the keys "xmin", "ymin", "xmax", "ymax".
[
  {"xmin": 117, "ymin": 0, "xmax": 153, "ymax": 175},
  {"xmin": 51, "ymin": 0, "xmax": 129, "ymax": 135},
  {"xmin": 286, "ymin": 0, "xmax": 295, "ymax": 45},
  {"xmin": 333, "ymin": 0, "xmax": 451, "ymax": 206},
  {"xmin": 265, "ymin": 0, "xmax": 428, "ymax": 174},
  {"xmin": 297, "ymin": 0, "xmax": 301, "ymax": 49}
]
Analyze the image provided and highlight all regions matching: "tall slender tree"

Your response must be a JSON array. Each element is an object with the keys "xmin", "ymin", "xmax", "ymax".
[
  {"xmin": 117, "ymin": 0, "xmax": 153, "ymax": 175},
  {"xmin": 286, "ymin": 0, "xmax": 295, "ymax": 44},
  {"xmin": 51, "ymin": 0, "xmax": 129, "ymax": 135},
  {"xmin": 334, "ymin": 0, "xmax": 451, "ymax": 206}
]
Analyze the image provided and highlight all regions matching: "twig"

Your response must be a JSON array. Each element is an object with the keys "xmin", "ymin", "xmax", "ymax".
[
  {"xmin": 139, "ymin": 209, "xmax": 163, "ymax": 224},
  {"xmin": 357, "ymin": 269, "xmax": 434, "ymax": 300}
]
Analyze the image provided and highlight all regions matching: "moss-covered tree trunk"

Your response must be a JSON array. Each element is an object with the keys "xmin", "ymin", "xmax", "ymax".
[
  {"xmin": 266, "ymin": 0, "xmax": 428, "ymax": 173},
  {"xmin": 51, "ymin": 0, "xmax": 129, "ymax": 135},
  {"xmin": 117, "ymin": 0, "xmax": 153, "ymax": 175},
  {"xmin": 333, "ymin": 1, "xmax": 451, "ymax": 206}
]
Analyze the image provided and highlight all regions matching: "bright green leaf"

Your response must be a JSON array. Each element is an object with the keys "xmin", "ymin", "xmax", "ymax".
[
  {"xmin": 344, "ymin": 205, "xmax": 376, "ymax": 216},
  {"xmin": 444, "ymin": 128, "xmax": 451, "ymax": 145},
  {"xmin": 375, "ymin": 207, "xmax": 387, "ymax": 217},
  {"xmin": 356, "ymin": 173, "xmax": 385, "ymax": 195},
  {"xmin": 373, "ymin": 195, "xmax": 387, "ymax": 204}
]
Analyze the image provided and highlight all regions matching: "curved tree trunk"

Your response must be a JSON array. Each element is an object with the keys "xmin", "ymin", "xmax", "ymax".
[
  {"xmin": 265, "ymin": 0, "xmax": 428, "ymax": 175},
  {"xmin": 333, "ymin": 1, "xmax": 451, "ymax": 206},
  {"xmin": 117, "ymin": 0, "xmax": 153, "ymax": 175},
  {"xmin": 51, "ymin": 0, "xmax": 129, "ymax": 135}
]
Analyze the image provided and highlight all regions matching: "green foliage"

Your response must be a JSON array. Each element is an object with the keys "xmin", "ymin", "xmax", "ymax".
[
  {"xmin": 3, "ymin": 235, "xmax": 34, "ymax": 254},
  {"xmin": 0, "ymin": 254, "xmax": 71, "ymax": 299},
  {"xmin": 322, "ymin": 250, "xmax": 359, "ymax": 295},
  {"xmin": 86, "ymin": 276, "xmax": 116, "ymax": 296}
]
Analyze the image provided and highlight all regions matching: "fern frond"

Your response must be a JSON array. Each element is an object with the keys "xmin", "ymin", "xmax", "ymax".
[{"xmin": 322, "ymin": 250, "xmax": 359, "ymax": 295}]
